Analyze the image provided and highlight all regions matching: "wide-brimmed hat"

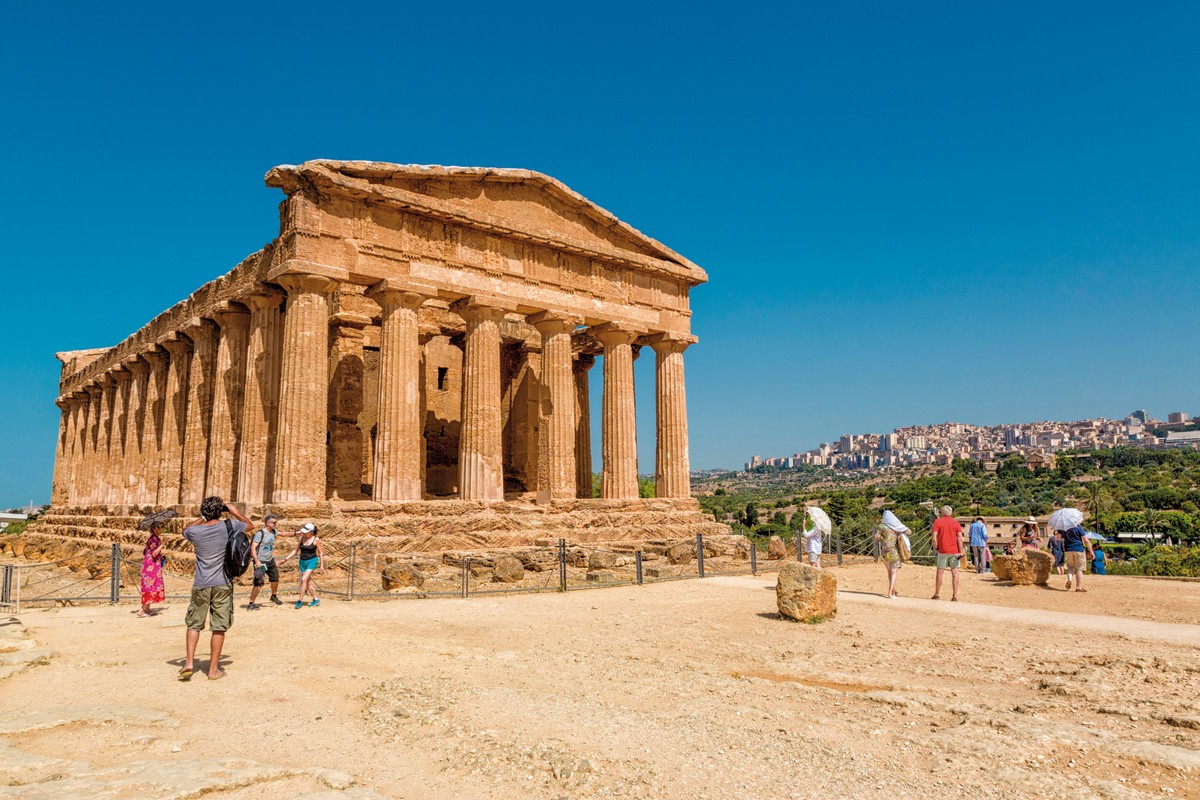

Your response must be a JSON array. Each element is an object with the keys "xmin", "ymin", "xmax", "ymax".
[{"xmin": 138, "ymin": 508, "xmax": 179, "ymax": 531}]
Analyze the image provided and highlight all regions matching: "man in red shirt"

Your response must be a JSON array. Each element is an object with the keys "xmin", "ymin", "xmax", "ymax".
[{"xmin": 931, "ymin": 505, "xmax": 964, "ymax": 601}]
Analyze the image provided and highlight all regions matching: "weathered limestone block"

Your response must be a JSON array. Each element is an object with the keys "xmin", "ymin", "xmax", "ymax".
[
  {"xmin": 767, "ymin": 536, "xmax": 786, "ymax": 560},
  {"xmin": 492, "ymin": 555, "xmax": 524, "ymax": 583},
  {"xmin": 732, "ymin": 537, "xmax": 752, "ymax": 561},
  {"xmin": 993, "ymin": 549, "xmax": 1053, "ymax": 585},
  {"xmin": 665, "ymin": 540, "xmax": 695, "ymax": 565},
  {"xmin": 776, "ymin": 562, "xmax": 837, "ymax": 623},
  {"xmin": 588, "ymin": 550, "xmax": 618, "ymax": 570},
  {"xmin": 381, "ymin": 564, "xmax": 425, "ymax": 590}
]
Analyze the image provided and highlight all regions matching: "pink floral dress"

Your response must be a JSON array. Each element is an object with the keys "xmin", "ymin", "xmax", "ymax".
[{"xmin": 140, "ymin": 533, "xmax": 165, "ymax": 605}]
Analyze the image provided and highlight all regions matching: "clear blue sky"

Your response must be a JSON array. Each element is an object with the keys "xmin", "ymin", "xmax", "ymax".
[{"xmin": 2, "ymin": 2, "xmax": 1198, "ymax": 506}]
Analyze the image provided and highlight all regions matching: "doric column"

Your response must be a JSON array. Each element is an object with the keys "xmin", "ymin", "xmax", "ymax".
[
  {"xmin": 180, "ymin": 319, "xmax": 218, "ymax": 506},
  {"xmin": 593, "ymin": 324, "xmax": 643, "ymax": 500},
  {"xmin": 61, "ymin": 395, "xmax": 82, "ymax": 506},
  {"xmin": 139, "ymin": 349, "xmax": 169, "ymax": 505},
  {"xmin": 82, "ymin": 387, "xmax": 102, "ymax": 505},
  {"xmin": 453, "ymin": 297, "xmax": 512, "ymax": 501},
  {"xmin": 205, "ymin": 306, "xmax": 251, "ymax": 499},
  {"xmin": 273, "ymin": 273, "xmax": 337, "ymax": 504},
  {"xmin": 236, "ymin": 292, "xmax": 284, "ymax": 507},
  {"xmin": 328, "ymin": 312, "xmax": 370, "ymax": 500},
  {"xmin": 157, "ymin": 336, "xmax": 192, "ymax": 506},
  {"xmin": 369, "ymin": 285, "xmax": 429, "ymax": 502},
  {"xmin": 51, "ymin": 397, "xmax": 71, "ymax": 506},
  {"xmin": 93, "ymin": 373, "xmax": 117, "ymax": 508},
  {"xmin": 573, "ymin": 355, "xmax": 595, "ymax": 498},
  {"xmin": 109, "ymin": 367, "xmax": 133, "ymax": 507},
  {"xmin": 530, "ymin": 311, "xmax": 579, "ymax": 503},
  {"xmin": 649, "ymin": 334, "xmax": 695, "ymax": 498},
  {"xmin": 123, "ymin": 357, "xmax": 150, "ymax": 508}
]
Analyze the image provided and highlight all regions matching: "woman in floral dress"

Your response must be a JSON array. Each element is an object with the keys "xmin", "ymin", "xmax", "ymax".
[{"xmin": 139, "ymin": 523, "xmax": 166, "ymax": 617}]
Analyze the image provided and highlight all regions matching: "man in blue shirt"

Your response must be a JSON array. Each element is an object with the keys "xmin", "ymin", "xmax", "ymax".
[
  {"xmin": 1062, "ymin": 525, "xmax": 1095, "ymax": 592},
  {"xmin": 968, "ymin": 517, "xmax": 989, "ymax": 574}
]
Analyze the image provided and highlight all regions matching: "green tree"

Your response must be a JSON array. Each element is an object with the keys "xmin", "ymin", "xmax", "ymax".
[
  {"xmin": 638, "ymin": 477, "xmax": 656, "ymax": 498},
  {"xmin": 744, "ymin": 502, "xmax": 759, "ymax": 527},
  {"xmin": 1081, "ymin": 483, "xmax": 1115, "ymax": 531}
]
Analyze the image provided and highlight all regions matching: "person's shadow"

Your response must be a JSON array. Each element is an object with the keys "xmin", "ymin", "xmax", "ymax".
[{"xmin": 166, "ymin": 655, "xmax": 234, "ymax": 674}]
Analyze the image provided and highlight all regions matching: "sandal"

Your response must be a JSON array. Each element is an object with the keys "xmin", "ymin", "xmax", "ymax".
[
  {"xmin": 930, "ymin": 595, "xmax": 940, "ymax": 600},
  {"xmin": 1075, "ymin": 588, "xmax": 1088, "ymax": 593},
  {"xmin": 208, "ymin": 669, "xmax": 227, "ymax": 681},
  {"xmin": 178, "ymin": 667, "xmax": 194, "ymax": 681}
]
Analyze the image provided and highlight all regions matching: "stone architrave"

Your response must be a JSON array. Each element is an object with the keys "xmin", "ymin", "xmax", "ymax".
[
  {"xmin": 573, "ymin": 355, "xmax": 594, "ymax": 498},
  {"xmin": 236, "ymin": 292, "xmax": 284, "ymax": 507},
  {"xmin": 179, "ymin": 319, "xmax": 219, "ymax": 506},
  {"xmin": 273, "ymin": 273, "xmax": 337, "ymax": 504},
  {"xmin": 529, "ymin": 311, "xmax": 580, "ymax": 503},
  {"xmin": 139, "ymin": 349, "xmax": 169, "ymax": 506},
  {"xmin": 369, "ymin": 285, "xmax": 430, "ymax": 503},
  {"xmin": 453, "ymin": 297, "xmax": 513, "ymax": 502},
  {"xmin": 593, "ymin": 324, "xmax": 643, "ymax": 500},
  {"xmin": 328, "ymin": 312, "xmax": 370, "ymax": 500},
  {"xmin": 649, "ymin": 333, "xmax": 695, "ymax": 499},
  {"xmin": 123, "ymin": 358, "xmax": 151, "ymax": 508},
  {"xmin": 157, "ymin": 337, "xmax": 192, "ymax": 506},
  {"xmin": 205, "ymin": 306, "xmax": 251, "ymax": 500}
]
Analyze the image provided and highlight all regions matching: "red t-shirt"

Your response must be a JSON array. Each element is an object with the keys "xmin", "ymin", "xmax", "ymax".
[{"xmin": 933, "ymin": 517, "xmax": 963, "ymax": 554}]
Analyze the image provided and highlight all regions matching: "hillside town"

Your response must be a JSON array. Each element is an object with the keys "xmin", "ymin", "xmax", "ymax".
[{"xmin": 746, "ymin": 409, "xmax": 1200, "ymax": 472}]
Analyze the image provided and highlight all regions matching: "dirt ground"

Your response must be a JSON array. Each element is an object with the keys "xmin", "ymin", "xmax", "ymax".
[{"xmin": 2, "ymin": 562, "xmax": 1199, "ymax": 799}]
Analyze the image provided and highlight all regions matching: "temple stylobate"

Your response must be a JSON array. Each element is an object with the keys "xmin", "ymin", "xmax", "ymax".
[{"xmin": 49, "ymin": 161, "xmax": 707, "ymax": 528}]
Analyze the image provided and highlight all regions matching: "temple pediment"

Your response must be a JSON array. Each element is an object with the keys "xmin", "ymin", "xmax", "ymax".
[{"xmin": 265, "ymin": 160, "xmax": 706, "ymax": 285}]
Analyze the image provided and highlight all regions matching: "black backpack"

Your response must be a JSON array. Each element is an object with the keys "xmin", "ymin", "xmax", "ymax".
[{"xmin": 223, "ymin": 519, "xmax": 253, "ymax": 582}]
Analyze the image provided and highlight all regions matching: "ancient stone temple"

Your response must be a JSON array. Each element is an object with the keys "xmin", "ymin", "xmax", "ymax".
[{"xmin": 40, "ymin": 161, "xmax": 726, "ymax": 553}]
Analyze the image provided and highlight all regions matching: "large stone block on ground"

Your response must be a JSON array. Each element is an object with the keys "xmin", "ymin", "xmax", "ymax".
[
  {"xmin": 992, "ymin": 549, "xmax": 1053, "ymax": 586},
  {"xmin": 767, "ymin": 536, "xmax": 786, "ymax": 560},
  {"xmin": 665, "ymin": 540, "xmax": 695, "ymax": 565},
  {"xmin": 492, "ymin": 555, "xmax": 524, "ymax": 583},
  {"xmin": 776, "ymin": 562, "xmax": 837, "ymax": 623},
  {"xmin": 381, "ymin": 564, "xmax": 425, "ymax": 590}
]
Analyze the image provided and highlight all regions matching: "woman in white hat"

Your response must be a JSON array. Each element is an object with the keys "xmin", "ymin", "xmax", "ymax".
[
  {"xmin": 874, "ymin": 510, "xmax": 910, "ymax": 598},
  {"xmin": 280, "ymin": 522, "xmax": 324, "ymax": 609}
]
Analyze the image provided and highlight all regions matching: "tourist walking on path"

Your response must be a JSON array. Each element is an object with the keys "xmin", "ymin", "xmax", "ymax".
[
  {"xmin": 1020, "ymin": 519, "xmax": 1041, "ymax": 549},
  {"xmin": 969, "ymin": 517, "xmax": 989, "ymax": 573},
  {"xmin": 1048, "ymin": 530, "xmax": 1066, "ymax": 575},
  {"xmin": 801, "ymin": 507, "xmax": 829, "ymax": 568},
  {"xmin": 932, "ymin": 506, "xmax": 964, "ymax": 601},
  {"xmin": 1060, "ymin": 524, "xmax": 1095, "ymax": 592},
  {"xmin": 875, "ymin": 510, "xmax": 908, "ymax": 598},
  {"xmin": 247, "ymin": 514, "xmax": 288, "ymax": 610},
  {"xmin": 138, "ymin": 524, "xmax": 166, "ymax": 617},
  {"xmin": 281, "ymin": 523, "xmax": 324, "ymax": 608},
  {"xmin": 1091, "ymin": 542, "xmax": 1107, "ymax": 576},
  {"xmin": 179, "ymin": 497, "xmax": 250, "ymax": 681}
]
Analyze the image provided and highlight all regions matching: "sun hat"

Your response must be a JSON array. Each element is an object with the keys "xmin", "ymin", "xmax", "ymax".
[{"xmin": 299, "ymin": 522, "xmax": 317, "ymax": 534}]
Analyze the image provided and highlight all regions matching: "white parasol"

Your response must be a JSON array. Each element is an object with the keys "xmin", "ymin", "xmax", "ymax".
[
  {"xmin": 1047, "ymin": 508, "xmax": 1084, "ymax": 532},
  {"xmin": 805, "ymin": 506, "xmax": 832, "ymax": 536},
  {"xmin": 1084, "ymin": 531, "xmax": 1110, "ymax": 542}
]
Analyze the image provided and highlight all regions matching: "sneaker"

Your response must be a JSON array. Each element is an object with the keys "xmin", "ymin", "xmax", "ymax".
[
  {"xmin": 295, "ymin": 601, "xmax": 303, "ymax": 609},
  {"xmin": 309, "ymin": 598, "xmax": 320, "ymax": 607},
  {"xmin": 247, "ymin": 602, "xmax": 260, "ymax": 611},
  {"xmin": 270, "ymin": 596, "xmax": 283, "ymax": 606}
]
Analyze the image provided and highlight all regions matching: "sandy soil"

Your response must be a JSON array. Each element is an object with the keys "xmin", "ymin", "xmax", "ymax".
[{"xmin": 2, "ymin": 563, "xmax": 1199, "ymax": 799}]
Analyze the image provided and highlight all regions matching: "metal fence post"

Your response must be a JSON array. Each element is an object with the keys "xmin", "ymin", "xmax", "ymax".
[
  {"xmin": 347, "ymin": 544, "xmax": 357, "ymax": 601},
  {"xmin": 462, "ymin": 559, "xmax": 470, "ymax": 599},
  {"xmin": 109, "ymin": 543, "xmax": 121, "ymax": 603},
  {"xmin": 1, "ymin": 565, "xmax": 11, "ymax": 605},
  {"xmin": 558, "ymin": 538, "xmax": 567, "ymax": 592},
  {"xmin": 836, "ymin": 534, "xmax": 843, "ymax": 566},
  {"xmin": 751, "ymin": 542, "xmax": 758, "ymax": 575},
  {"xmin": 696, "ymin": 533, "xmax": 705, "ymax": 578},
  {"xmin": 635, "ymin": 551, "xmax": 644, "ymax": 585}
]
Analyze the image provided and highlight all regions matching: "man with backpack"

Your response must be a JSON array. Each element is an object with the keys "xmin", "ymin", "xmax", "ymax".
[{"xmin": 179, "ymin": 496, "xmax": 251, "ymax": 681}]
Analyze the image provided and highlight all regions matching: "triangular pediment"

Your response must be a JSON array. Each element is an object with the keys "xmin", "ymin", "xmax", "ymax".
[{"xmin": 266, "ymin": 160, "xmax": 706, "ymax": 284}]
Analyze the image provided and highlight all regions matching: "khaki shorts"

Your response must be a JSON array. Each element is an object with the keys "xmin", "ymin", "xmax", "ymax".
[
  {"xmin": 936, "ymin": 553, "xmax": 961, "ymax": 570},
  {"xmin": 1064, "ymin": 552, "xmax": 1087, "ymax": 572},
  {"xmin": 185, "ymin": 584, "xmax": 234, "ymax": 632}
]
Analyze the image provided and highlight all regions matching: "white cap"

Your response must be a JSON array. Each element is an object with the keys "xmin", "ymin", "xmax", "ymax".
[{"xmin": 299, "ymin": 522, "xmax": 316, "ymax": 534}]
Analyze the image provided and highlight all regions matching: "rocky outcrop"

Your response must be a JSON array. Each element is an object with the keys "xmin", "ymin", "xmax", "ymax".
[
  {"xmin": 776, "ymin": 562, "xmax": 837, "ymax": 623},
  {"xmin": 992, "ymin": 549, "xmax": 1053, "ymax": 585}
]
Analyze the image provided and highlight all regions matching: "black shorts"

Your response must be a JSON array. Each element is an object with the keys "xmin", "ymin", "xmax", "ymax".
[{"xmin": 253, "ymin": 559, "xmax": 279, "ymax": 586}]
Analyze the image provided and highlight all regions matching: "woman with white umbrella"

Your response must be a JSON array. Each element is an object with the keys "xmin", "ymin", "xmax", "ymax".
[
  {"xmin": 874, "ymin": 510, "xmax": 909, "ymax": 598},
  {"xmin": 1048, "ymin": 508, "xmax": 1094, "ymax": 592},
  {"xmin": 801, "ymin": 506, "xmax": 831, "ymax": 568}
]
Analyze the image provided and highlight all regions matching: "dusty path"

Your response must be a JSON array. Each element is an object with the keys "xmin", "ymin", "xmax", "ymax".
[{"xmin": 2, "ymin": 562, "xmax": 1198, "ymax": 799}]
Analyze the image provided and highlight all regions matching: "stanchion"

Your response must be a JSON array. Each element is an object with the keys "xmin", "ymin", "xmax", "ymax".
[
  {"xmin": 461, "ymin": 559, "xmax": 470, "ymax": 599},
  {"xmin": 836, "ymin": 534, "xmax": 843, "ymax": 566},
  {"xmin": 751, "ymin": 543, "xmax": 758, "ymax": 575},
  {"xmin": 635, "ymin": 551, "xmax": 644, "ymax": 585},
  {"xmin": 109, "ymin": 543, "xmax": 120, "ymax": 603},
  {"xmin": 347, "ymin": 544, "xmax": 357, "ymax": 601},
  {"xmin": 558, "ymin": 538, "xmax": 567, "ymax": 592},
  {"xmin": 1, "ymin": 565, "xmax": 12, "ymax": 605},
  {"xmin": 696, "ymin": 534, "xmax": 705, "ymax": 578}
]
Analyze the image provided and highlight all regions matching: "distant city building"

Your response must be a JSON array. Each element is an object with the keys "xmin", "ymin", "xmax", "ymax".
[
  {"xmin": 1130, "ymin": 409, "xmax": 1149, "ymax": 423},
  {"xmin": 1168, "ymin": 412, "xmax": 1191, "ymax": 425}
]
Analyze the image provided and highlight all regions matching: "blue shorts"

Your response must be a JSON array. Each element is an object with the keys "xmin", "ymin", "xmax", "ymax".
[{"xmin": 299, "ymin": 557, "xmax": 319, "ymax": 573}]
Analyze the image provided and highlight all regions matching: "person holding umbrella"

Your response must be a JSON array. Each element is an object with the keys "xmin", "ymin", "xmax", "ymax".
[
  {"xmin": 801, "ymin": 506, "xmax": 831, "ymax": 568},
  {"xmin": 1048, "ymin": 508, "xmax": 1094, "ymax": 592}
]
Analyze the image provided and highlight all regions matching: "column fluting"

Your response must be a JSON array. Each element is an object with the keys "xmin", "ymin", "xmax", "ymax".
[
  {"xmin": 51, "ymin": 398, "xmax": 70, "ymax": 506},
  {"xmin": 82, "ymin": 388, "xmax": 102, "ymax": 505},
  {"xmin": 236, "ymin": 293, "xmax": 284, "ymax": 507},
  {"xmin": 593, "ymin": 324, "xmax": 642, "ymax": 500},
  {"xmin": 179, "ymin": 319, "xmax": 218, "ymax": 506},
  {"xmin": 273, "ymin": 273, "xmax": 336, "ymax": 504},
  {"xmin": 94, "ymin": 374, "xmax": 117, "ymax": 509},
  {"xmin": 369, "ymin": 288, "xmax": 429, "ymax": 502},
  {"xmin": 123, "ymin": 358, "xmax": 150, "ymax": 508},
  {"xmin": 205, "ymin": 307, "xmax": 251, "ymax": 500},
  {"xmin": 530, "ymin": 312, "xmax": 578, "ymax": 503},
  {"xmin": 139, "ymin": 349, "xmax": 168, "ymax": 506},
  {"xmin": 453, "ymin": 298, "xmax": 509, "ymax": 501},
  {"xmin": 650, "ymin": 335, "xmax": 694, "ymax": 498},
  {"xmin": 157, "ymin": 337, "xmax": 192, "ymax": 506},
  {"xmin": 573, "ymin": 355, "xmax": 595, "ymax": 498}
]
